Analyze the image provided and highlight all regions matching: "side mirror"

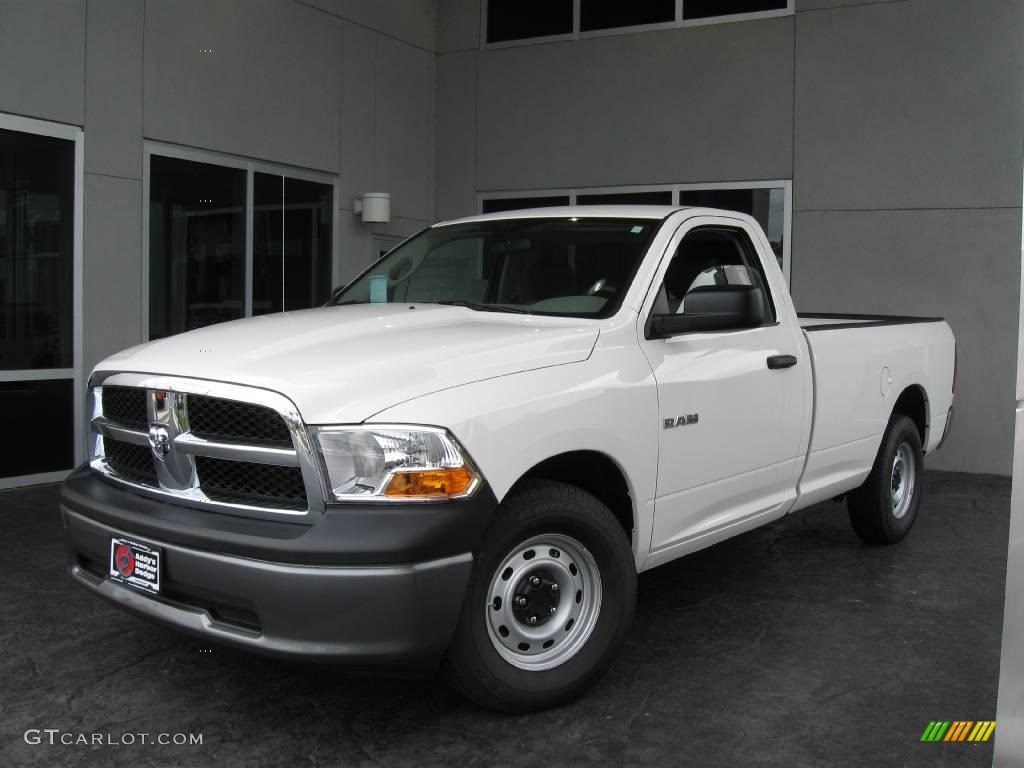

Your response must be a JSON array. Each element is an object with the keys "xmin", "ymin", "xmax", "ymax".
[{"xmin": 646, "ymin": 284, "xmax": 766, "ymax": 339}]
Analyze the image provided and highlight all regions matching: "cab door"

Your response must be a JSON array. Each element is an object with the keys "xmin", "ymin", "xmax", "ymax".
[{"xmin": 638, "ymin": 216, "xmax": 806, "ymax": 562}]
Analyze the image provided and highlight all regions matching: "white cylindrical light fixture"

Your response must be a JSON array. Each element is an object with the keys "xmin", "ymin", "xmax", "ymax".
[{"xmin": 355, "ymin": 192, "xmax": 391, "ymax": 223}]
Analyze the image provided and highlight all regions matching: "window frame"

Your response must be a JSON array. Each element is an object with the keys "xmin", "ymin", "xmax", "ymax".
[
  {"xmin": 481, "ymin": 0, "xmax": 794, "ymax": 49},
  {"xmin": 478, "ymin": 180, "xmax": 792, "ymax": 284},
  {"xmin": 0, "ymin": 111, "xmax": 85, "ymax": 489},
  {"xmin": 142, "ymin": 142, "xmax": 340, "ymax": 341}
]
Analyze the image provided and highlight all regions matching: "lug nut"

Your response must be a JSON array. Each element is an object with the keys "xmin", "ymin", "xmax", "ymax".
[
  {"xmin": 516, "ymin": 595, "xmax": 528, "ymax": 607},
  {"xmin": 550, "ymin": 583, "xmax": 559, "ymax": 593},
  {"xmin": 549, "ymin": 606, "xmax": 557, "ymax": 615},
  {"xmin": 528, "ymin": 615, "xmax": 538, "ymax": 625},
  {"xmin": 530, "ymin": 576, "xmax": 541, "ymax": 587}
]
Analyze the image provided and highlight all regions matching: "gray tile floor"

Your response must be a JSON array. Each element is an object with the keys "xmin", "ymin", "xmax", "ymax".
[{"xmin": 0, "ymin": 471, "xmax": 1008, "ymax": 767}]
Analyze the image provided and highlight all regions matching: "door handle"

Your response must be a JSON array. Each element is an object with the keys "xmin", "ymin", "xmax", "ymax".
[{"xmin": 767, "ymin": 354, "xmax": 798, "ymax": 370}]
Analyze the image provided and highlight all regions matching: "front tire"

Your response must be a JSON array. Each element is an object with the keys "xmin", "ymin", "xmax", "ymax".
[
  {"xmin": 848, "ymin": 415, "xmax": 924, "ymax": 545},
  {"xmin": 444, "ymin": 480, "xmax": 636, "ymax": 713}
]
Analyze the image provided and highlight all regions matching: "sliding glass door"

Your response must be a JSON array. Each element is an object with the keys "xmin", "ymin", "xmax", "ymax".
[
  {"xmin": 145, "ymin": 146, "xmax": 336, "ymax": 339},
  {"xmin": 0, "ymin": 117, "xmax": 82, "ymax": 488}
]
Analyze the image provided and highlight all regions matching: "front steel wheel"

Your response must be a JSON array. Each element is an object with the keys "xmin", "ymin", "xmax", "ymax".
[
  {"xmin": 485, "ymin": 533, "xmax": 603, "ymax": 671},
  {"xmin": 444, "ymin": 480, "xmax": 636, "ymax": 713}
]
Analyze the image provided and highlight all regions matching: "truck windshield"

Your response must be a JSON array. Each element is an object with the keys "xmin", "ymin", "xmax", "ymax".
[{"xmin": 329, "ymin": 217, "xmax": 661, "ymax": 318}]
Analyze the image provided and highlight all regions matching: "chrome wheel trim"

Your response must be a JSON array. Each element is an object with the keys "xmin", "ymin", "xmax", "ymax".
[
  {"xmin": 485, "ymin": 533, "xmax": 603, "ymax": 672},
  {"xmin": 890, "ymin": 442, "xmax": 916, "ymax": 519}
]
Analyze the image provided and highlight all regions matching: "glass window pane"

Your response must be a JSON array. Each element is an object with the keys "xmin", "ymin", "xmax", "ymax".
[
  {"xmin": 678, "ymin": 187, "xmax": 785, "ymax": 267},
  {"xmin": 149, "ymin": 156, "xmax": 246, "ymax": 339},
  {"xmin": 253, "ymin": 174, "xmax": 334, "ymax": 315},
  {"xmin": 0, "ymin": 128, "xmax": 74, "ymax": 369},
  {"xmin": 684, "ymin": 0, "xmax": 787, "ymax": 21},
  {"xmin": 581, "ymin": 0, "xmax": 675, "ymax": 31},
  {"xmin": 487, "ymin": 0, "xmax": 573, "ymax": 43},
  {"xmin": 577, "ymin": 190, "xmax": 673, "ymax": 206},
  {"xmin": 0, "ymin": 379, "xmax": 73, "ymax": 477},
  {"xmin": 481, "ymin": 196, "xmax": 571, "ymax": 214}
]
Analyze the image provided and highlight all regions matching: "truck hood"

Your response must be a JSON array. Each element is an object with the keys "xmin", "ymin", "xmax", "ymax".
[{"xmin": 96, "ymin": 304, "xmax": 599, "ymax": 423}]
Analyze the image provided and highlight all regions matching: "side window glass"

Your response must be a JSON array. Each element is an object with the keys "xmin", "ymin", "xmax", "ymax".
[{"xmin": 660, "ymin": 227, "xmax": 776, "ymax": 321}]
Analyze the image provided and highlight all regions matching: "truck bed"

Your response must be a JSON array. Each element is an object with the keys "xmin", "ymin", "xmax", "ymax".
[{"xmin": 792, "ymin": 312, "xmax": 956, "ymax": 512}]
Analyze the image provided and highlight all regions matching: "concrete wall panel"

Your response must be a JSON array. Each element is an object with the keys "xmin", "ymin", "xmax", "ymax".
[
  {"xmin": 83, "ymin": 174, "xmax": 143, "ymax": 375},
  {"xmin": 85, "ymin": 0, "xmax": 143, "ymax": 179},
  {"xmin": 374, "ymin": 36, "xmax": 435, "ymax": 222},
  {"xmin": 299, "ymin": 0, "xmax": 437, "ymax": 51},
  {"xmin": 143, "ymin": 0, "xmax": 342, "ymax": 172},
  {"xmin": 791, "ymin": 208, "xmax": 1020, "ymax": 474},
  {"xmin": 438, "ymin": 0, "xmax": 479, "ymax": 53},
  {"xmin": 436, "ymin": 51, "xmax": 478, "ymax": 219},
  {"xmin": 794, "ymin": 0, "xmax": 1024, "ymax": 211},
  {"xmin": 476, "ymin": 18, "xmax": 794, "ymax": 191},
  {"xmin": 0, "ymin": 0, "xmax": 85, "ymax": 125}
]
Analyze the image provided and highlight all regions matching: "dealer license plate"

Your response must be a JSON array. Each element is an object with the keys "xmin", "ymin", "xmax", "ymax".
[{"xmin": 109, "ymin": 537, "xmax": 161, "ymax": 595}]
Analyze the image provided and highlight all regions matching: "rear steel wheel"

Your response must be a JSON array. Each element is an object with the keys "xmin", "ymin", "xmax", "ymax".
[{"xmin": 848, "ymin": 414, "xmax": 924, "ymax": 545}]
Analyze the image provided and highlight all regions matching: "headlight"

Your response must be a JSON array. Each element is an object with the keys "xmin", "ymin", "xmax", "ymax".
[{"xmin": 313, "ymin": 425, "xmax": 481, "ymax": 502}]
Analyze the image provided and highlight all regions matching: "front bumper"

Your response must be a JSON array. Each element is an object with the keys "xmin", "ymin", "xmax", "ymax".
[{"xmin": 61, "ymin": 467, "xmax": 497, "ymax": 669}]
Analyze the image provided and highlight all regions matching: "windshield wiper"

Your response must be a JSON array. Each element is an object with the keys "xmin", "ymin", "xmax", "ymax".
[{"xmin": 437, "ymin": 300, "xmax": 530, "ymax": 315}]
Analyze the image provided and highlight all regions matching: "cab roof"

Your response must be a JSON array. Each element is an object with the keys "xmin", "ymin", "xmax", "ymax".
[{"xmin": 436, "ymin": 205, "xmax": 692, "ymax": 226}]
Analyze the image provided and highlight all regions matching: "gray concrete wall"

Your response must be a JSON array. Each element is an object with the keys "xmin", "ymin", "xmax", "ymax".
[
  {"xmin": 434, "ymin": 0, "xmax": 1023, "ymax": 474},
  {"xmin": 0, "ymin": 0, "xmax": 438, "ymax": 378},
  {"xmin": 790, "ymin": 0, "xmax": 1023, "ymax": 474}
]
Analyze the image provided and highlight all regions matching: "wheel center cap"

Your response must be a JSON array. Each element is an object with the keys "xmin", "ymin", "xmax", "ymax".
[{"xmin": 511, "ymin": 570, "xmax": 560, "ymax": 627}]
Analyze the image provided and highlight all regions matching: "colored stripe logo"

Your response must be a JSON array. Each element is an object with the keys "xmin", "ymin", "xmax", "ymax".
[{"xmin": 920, "ymin": 721, "xmax": 996, "ymax": 742}]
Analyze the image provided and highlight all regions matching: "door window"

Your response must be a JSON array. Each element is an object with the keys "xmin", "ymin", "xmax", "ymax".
[{"xmin": 657, "ymin": 226, "xmax": 776, "ymax": 320}]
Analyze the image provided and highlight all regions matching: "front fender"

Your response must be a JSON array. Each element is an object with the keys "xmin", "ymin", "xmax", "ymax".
[{"xmin": 367, "ymin": 350, "xmax": 659, "ymax": 571}]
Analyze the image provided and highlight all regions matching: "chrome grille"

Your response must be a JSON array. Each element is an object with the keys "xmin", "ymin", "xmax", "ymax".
[
  {"xmin": 89, "ymin": 374, "xmax": 323, "ymax": 520},
  {"xmin": 187, "ymin": 395, "xmax": 291, "ymax": 446},
  {"xmin": 196, "ymin": 457, "xmax": 307, "ymax": 510},
  {"xmin": 101, "ymin": 386, "xmax": 148, "ymax": 430},
  {"xmin": 103, "ymin": 437, "xmax": 157, "ymax": 485}
]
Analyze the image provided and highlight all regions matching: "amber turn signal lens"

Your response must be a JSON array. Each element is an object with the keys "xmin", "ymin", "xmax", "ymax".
[{"xmin": 383, "ymin": 467, "xmax": 476, "ymax": 498}]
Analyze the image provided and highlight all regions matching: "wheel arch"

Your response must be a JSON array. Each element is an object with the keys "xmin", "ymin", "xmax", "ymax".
[
  {"xmin": 891, "ymin": 384, "xmax": 930, "ymax": 449},
  {"xmin": 507, "ymin": 450, "xmax": 636, "ymax": 545}
]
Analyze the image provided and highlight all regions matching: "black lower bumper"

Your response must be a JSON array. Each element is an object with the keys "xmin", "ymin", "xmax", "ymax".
[{"xmin": 60, "ymin": 467, "xmax": 497, "ymax": 669}]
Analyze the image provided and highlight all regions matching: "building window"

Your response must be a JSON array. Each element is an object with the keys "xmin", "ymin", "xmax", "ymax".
[
  {"xmin": 580, "ymin": 0, "xmax": 675, "ymax": 32},
  {"xmin": 148, "ymin": 156, "xmax": 246, "ymax": 339},
  {"xmin": 577, "ymin": 190, "xmax": 673, "ymax": 206},
  {"xmin": 0, "ymin": 115, "xmax": 82, "ymax": 487},
  {"xmin": 683, "ymin": 0, "xmax": 788, "ymax": 21},
  {"xmin": 486, "ymin": 0, "xmax": 572, "ymax": 43},
  {"xmin": 485, "ymin": 0, "xmax": 792, "ymax": 47},
  {"xmin": 252, "ymin": 174, "xmax": 334, "ymax": 315},
  {"xmin": 479, "ymin": 182, "xmax": 791, "ymax": 280},
  {"xmin": 146, "ymin": 148, "xmax": 336, "ymax": 340},
  {"xmin": 481, "ymin": 195, "xmax": 571, "ymax": 214}
]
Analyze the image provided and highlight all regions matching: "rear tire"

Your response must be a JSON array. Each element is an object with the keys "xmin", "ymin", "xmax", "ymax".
[
  {"xmin": 848, "ymin": 415, "xmax": 924, "ymax": 545},
  {"xmin": 443, "ymin": 480, "xmax": 636, "ymax": 713}
]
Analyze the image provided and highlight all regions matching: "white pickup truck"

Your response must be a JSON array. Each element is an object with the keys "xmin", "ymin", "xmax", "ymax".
[{"xmin": 61, "ymin": 206, "xmax": 956, "ymax": 712}]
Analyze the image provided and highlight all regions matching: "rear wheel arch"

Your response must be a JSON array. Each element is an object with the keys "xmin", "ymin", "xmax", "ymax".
[{"xmin": 891, "ymin": 384, "xmax": 929, "ymax": 448}]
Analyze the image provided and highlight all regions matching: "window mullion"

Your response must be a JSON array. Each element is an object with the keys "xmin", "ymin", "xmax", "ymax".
[{"xmin": 245, "ymin": 165, "xmax": 254, "ymax": 317}]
